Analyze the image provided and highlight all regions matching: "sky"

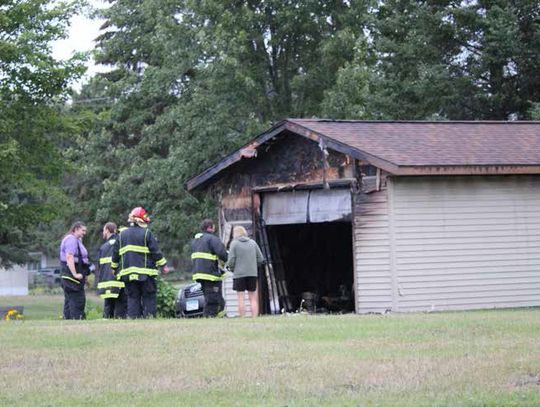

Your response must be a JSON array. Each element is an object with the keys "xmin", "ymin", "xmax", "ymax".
[{"xmin": 51, "ymin": 0, "xmax": 108, "ymax": 89}]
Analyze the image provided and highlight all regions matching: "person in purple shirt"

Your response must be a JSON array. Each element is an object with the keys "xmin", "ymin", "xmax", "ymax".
[{"xmin": 59, "ymin": 221, "xmax": 89, "ymax": 319}]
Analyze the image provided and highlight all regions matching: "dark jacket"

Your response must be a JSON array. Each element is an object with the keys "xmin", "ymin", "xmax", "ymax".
[
  {"xmin": 111, "ymin": 224, "xmax": 167, "ymax": 282},
  {"xmin": 191, "ymin": 232, "xmax": 228, "ymax": 281},
  {"xmin": 97, "ymin": 234, "xmax": 125, "ymax": 299}
]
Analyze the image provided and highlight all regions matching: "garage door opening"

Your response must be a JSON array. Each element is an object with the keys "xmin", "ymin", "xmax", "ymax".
[{"xmin": 262, "ymin": 221, "xmax": 355, "ymax": 314}]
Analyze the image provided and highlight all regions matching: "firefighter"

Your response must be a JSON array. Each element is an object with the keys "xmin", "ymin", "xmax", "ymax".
[
  {"xmin": 111, "ymin": 207, "xmax": 169, "ymax": 318},
  {"xmin": 97, "ymin": 222, "xmax": 127, "ymax": 318},
  {"xmin": 191, "ymin": 219, "xmax": 228, "ymax": 317}
]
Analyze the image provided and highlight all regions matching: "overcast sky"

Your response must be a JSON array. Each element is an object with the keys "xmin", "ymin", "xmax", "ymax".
[{"xmin": 52, "ymin": 0, "xmax": 108, "ymax": 88}]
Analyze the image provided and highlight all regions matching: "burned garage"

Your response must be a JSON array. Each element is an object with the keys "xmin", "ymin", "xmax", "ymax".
[{"xmin": 187, "ymin": 119, "xmax": 540, "ymax": 316}]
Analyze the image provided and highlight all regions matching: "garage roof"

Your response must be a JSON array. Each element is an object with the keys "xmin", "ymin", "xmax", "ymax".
[{"xmin": 187, "ymin": 119, "xmax": 540, "ymax": 191}]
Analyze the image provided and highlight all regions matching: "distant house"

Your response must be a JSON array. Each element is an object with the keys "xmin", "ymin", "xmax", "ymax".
[
  {"xmin": 187, "ymin": 119, "xmax": 540, "ymax": 315},
  {"xmin": 27, "ymin": 251, "xmax": 60, "ymax": 270},
  {"xmin": 0, "ymin": 252, "xmax": 60, "ymax": 295}
]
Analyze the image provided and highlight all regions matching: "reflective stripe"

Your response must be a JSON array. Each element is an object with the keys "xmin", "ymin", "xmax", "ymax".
[
  {"xmin": 156, "ymin": 257, "xmax": 167, "ymax": 267},
  {"xmin": 117, "ymin": 267, "xmax": 158, "ymax": 278},
  {"xmin": 97, "ymin": 281, "xmax": 125, "ymax": 289},
  {"xmin": 191, "ymin": 252, "xmax": 218, "ymax": 261},
  {"xmin": 99, "ymin": 257, "xmax": 112, "ymax": 265},
  {"xmin": 111, "ymin": 262, "xmax": 119, "ymax": 269},
  {"xmin": 119, "ymin": 245, "xmax": 150, "ymax": 255},
  {"xmin": 129, "ymin": 274, "xmax": 139, "ymax": 281},
  {"xmin": 100, "ymin": 291, "xmax": 119, "ymax": 299},
  {"xmin": 192, "ymin": 273, "xmax": 223, "ymax": 282},
  {"xmin": 61, "ymin": 276, "xmax": 81, "ymax": 284}
]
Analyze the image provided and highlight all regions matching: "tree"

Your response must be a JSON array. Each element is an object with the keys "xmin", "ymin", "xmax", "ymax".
[
  {"xmin": 0, "ymin": 0, "xmax": 85, "ymax": 266},
  {"xmin": 449, "ymin": 0, "xmax": 540, "ymax": 119},
  {"xmin": 65, "ymin": 0, "xmax": 539, "ymax": 271},
  {"xmin": 321, "ymin": 38, "xmax": 376, "ymax": 119},
  {"xmin": 185, "ymin": 0, "xmax": 370, "ymax": 120},
  {"xmin": 324, "ymin": 0, "xmax": 540, "ymax": 120},
  {"xmin": 66, "ymin": 0, "xmax": 371, "ymax": 265}
]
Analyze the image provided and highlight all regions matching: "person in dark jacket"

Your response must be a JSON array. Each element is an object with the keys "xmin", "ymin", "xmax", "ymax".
[
  {"xmin": 111, "ymin": 207, "xmax": 169, "ymax": 318},
  {"xmin": 59, "ymin": 221, "xmax": 90, "ymax": 319},
  {"xmin": 191, "ymin": 219, "xmax": 228, "ymax": 317},
  {"xmin": 97, "ymin": 222, "xmax": 127, "ymax": 318},
  {"xmin": 227, "ymin": 226, "xmax": 264, "ymax": 317}
]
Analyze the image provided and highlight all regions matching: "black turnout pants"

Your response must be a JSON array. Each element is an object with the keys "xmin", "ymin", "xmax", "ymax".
[
  {"xmin": 201, "ymin": 280, "xmax": 223, "ymax": 317},
  {"xmin": 62, "ymin": 281, "xmax": 86, "ymax": 320},
  {"xmin": 125, "ymin": 278, "xmax": 157, "ymax": 319},
  {"xmin": 103, "ymin": 288, "xmax": 127, "ymax": 319}
]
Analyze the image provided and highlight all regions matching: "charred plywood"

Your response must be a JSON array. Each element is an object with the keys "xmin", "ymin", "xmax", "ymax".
[
  {"xmin": 220, "ymin": 186, "xmax": 253, "ymax": 223},
  {"xmin": 212, "ymin": 132, "xmax": 355, "ymax": 197}
]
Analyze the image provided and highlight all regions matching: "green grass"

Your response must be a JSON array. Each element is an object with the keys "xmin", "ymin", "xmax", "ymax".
[
  {"xmin": 1, "ymin": 298, "xmax": 539, "ymax": 406},
  {"xmin": 0, "ymin": 294, "xmax": 103, "ymax": 320}
]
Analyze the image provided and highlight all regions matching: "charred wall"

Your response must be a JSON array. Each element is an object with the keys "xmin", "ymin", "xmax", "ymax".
[{"xmin": 211, "ymin": 131, "xmax": 356, "ymax": 224}]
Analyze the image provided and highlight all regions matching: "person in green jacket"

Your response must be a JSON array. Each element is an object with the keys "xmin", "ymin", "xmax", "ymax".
[{"xmin": 227, "ymin": 226, "xmax": 264, "ymax": 317}]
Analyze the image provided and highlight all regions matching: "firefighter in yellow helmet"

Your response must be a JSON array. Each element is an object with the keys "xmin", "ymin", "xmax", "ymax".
[{"xmin": 111, "ymin": 207, "xmax": 169, "ymax": 318}]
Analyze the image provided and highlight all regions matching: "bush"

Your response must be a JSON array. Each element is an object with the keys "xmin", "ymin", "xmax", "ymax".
[
  {"xmin": 161, "ymin": 268, "xmax": 192, "ymax": 283},
  {"xmin": 85, "ymin": 301, "xmax": 103, "ymax": 320},
  {"xmin": 156, "ymin": 277, "xmax": 176, "ymax": 318},
  {"xmin": 30, "ymin": 286, "xmax": 63, "ymax": 296}
]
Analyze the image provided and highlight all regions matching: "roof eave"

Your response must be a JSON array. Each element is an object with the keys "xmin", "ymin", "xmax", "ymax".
[
  {"xmin": 285, "ymin": 120, "xmax": 401, "ymax": 174},
  {"xmin": 393, "ymin": 165, "xmax": 540, "ymax": 176},
  {"xmin": 185, "ymin": 120, "xmax": 289, "ymax": 191},
  {"xmin": 186, "ymin": 119, "xmax": 403, "ymax": 191}
]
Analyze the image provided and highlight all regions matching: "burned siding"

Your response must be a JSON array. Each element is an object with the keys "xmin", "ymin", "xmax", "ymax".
[{"xmin": 353, "ymin": 175, "xmax": 393, "ymax": 313}]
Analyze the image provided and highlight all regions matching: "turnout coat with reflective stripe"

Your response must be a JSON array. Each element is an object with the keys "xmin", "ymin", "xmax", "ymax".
[
  {"xmin": 111, "ymin": 225, "xmax": 167, "ymax": 282},
  {"xmin": 191, "ymin": 232, "xmax": 228, "ymax": 281},
  {"xmin": 97, "ymin": 234, "xmax": 125, "ymax": 299}
]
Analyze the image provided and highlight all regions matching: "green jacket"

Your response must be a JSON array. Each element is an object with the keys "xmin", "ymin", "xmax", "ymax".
[{"xmin": 227, "ymin": 236, "xmax": 264, "ymax": 279}]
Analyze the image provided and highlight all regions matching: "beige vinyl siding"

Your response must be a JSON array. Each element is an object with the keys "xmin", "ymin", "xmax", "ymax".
[
  {"xmin": 353, "ymin": 190, "xmax": 393, "ymax": 313},
  {"xmin": 222, "ymin": 276, "xmax": 254, "ymax": 317},
  {"xmin": 390, "ymin": 175, "xmax": 540, "ymax": 312}
]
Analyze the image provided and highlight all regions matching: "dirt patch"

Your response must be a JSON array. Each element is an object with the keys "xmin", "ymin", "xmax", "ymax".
[{"xmin": 515, "ymin": 373, "xmax": 540, "ymax": 387}]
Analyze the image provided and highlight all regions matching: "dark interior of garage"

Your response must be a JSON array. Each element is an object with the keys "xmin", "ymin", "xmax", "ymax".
[{"xmin": 261, "ymin": 221, "xmax": 355, "ymax": 314}]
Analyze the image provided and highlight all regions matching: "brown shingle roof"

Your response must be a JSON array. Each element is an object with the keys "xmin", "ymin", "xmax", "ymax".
[
  {"xmin": 187, "ymin": 119, "xmax": 540, "ymax": 190},
  {"xmin": 289, "ymin": 119, "xmax": 540, "ymax": 167}
]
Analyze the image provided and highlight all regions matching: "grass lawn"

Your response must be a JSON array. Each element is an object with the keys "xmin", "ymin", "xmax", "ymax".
[
  {"xmin": 0, "ymin": 294, "xmax": 103, "ymax": 320},
  {"xmin": 1, "ymin": 299, "xmax": 539, "ymax": 406}
]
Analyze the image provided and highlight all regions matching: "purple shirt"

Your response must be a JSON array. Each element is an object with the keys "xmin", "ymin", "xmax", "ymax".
[{"xmin": 59, "ymin": 234, "xmax": 89, "ymax": 264}]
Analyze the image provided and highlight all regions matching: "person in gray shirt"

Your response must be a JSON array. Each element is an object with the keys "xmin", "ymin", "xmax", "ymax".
[{"xmin": 227, "ymin": 226, "xmax": 264, "ymax": 317}]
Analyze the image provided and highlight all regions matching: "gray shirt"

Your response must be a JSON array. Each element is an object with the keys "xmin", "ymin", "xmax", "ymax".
[{"xmin": 227, "ymin": 236, "xmax": 264, "ymax": 278}]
